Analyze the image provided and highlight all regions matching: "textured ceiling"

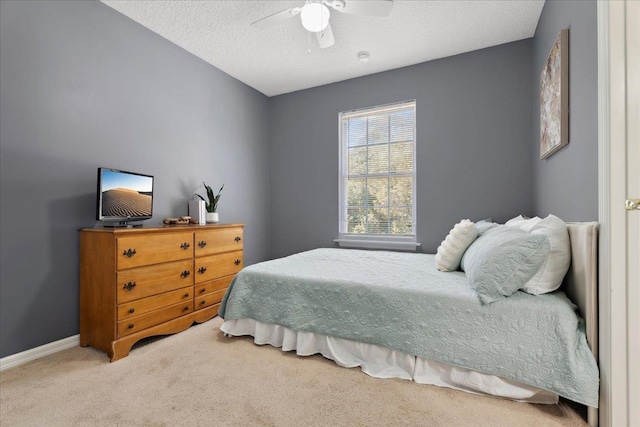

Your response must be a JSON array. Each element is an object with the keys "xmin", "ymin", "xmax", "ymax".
[{"xmin": 101, "ymin": 0, "xmax": 545, "ymax": 97}]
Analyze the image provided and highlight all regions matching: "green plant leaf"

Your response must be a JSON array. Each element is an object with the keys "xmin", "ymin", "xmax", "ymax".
[{"xmin": 199, "ymin": 182, "xmax": 224, "ymax": 212}]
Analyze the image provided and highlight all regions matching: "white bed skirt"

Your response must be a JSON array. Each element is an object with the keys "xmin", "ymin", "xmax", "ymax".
[{"xmin": 220, "ymin": 319, "xmax": 558, "ymax": 404}]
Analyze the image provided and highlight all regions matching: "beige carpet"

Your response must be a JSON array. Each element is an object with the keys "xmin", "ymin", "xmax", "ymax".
[{"xmin": 0, "ymin": 317, "xmax": 587, "ymax": 427}]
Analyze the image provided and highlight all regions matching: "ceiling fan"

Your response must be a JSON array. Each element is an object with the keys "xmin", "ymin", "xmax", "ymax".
[{"xmin": 251, "ymin": 0, "xmax": 394, "ymax": 49}]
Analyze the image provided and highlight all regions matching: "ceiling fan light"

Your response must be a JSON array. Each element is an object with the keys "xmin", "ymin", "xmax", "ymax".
[{"xmin": 300, "ymin": 3, "xmax": 330, "ymax": 32}]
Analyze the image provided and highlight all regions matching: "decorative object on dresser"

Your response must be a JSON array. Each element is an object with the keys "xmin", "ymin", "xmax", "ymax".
[
  {"xmin": 80, "ymin": 223, "xmax": 244, "ymax": 361},
  {"xmin": 540, "ymin": 28, "xmax": 569, "ymax": 159},
  {"xmin": 207, "ymin": 212, "xmax": 219, "ymax": 224},
  {"xmin": 195, "ymin": 182, "xmax": 224, "ymax": 223},
  {"xmin": 188, "ymin": 199, "xmax": 206, "ymax": 225},
  {"xmin": 162, "ymin": 216, "xmax": 191, "ymax": 225}
]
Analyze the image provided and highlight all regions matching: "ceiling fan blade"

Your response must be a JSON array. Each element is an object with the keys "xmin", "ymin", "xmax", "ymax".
[
  {"xmin": 251, "ymin": 7, "xmax": 301, "ymax": 30},
  {"xmin": 330, "ymin": 0, "xmax": 394, "ymax": 17},
  {"xmin": 316, "ymin": 22, "xmax": 335, "ymax": 49}
]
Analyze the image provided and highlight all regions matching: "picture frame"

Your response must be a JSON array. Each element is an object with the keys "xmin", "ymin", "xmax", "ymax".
[{"xmin": 540, "ymin": 28, "xmax": 569, "ymax": 159}]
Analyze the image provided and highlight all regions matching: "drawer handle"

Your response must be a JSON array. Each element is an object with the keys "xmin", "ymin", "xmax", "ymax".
[
  {"xmin": 122, "ymin": 248, "xmax": 137, "ymax": 258},
  {"xmin": 198, "ymin": 241, "xmax": 207, "ymax": 248},
  {"xmin": 183, "ymin": 293, "xmax": 190, "ymax": 298},
  {"xmin": 234, "ymin": 259, "xmax": 241, "ymax": 266},
  {"xmin": 183, "ymin": 306, "xmax": 190, "ymax": 311},
  {"xmin": 200, "ymin": 288, "xmax": 206, "ymax": 294},
  {"xmin": 128, "ymin": 308, "xmax": 135, "ymax": 314},
  {"xmin": 235, "ymin": 236, "xmax": 241, "ymax": 243},
  {"xmin": 180, "ymin": 270, "xmax": 190, "ymax": 278},
  {"xmin": 198, "ymin": 267, "xmax": 207, "ymax": 274},
  {"xmin": 128, "ymin": 323, "xmax": 135, "ymax": 329},
  {"xmin": 123, "ymin": 281, "xmax": 137, "ymax": 291},
  {"xmin": 200, "ymin": 300, "xmax": 206, "ymax": 305},
  {"xmin": 180, "ymin": 242, "xmax": 190, "ymax": 250}
]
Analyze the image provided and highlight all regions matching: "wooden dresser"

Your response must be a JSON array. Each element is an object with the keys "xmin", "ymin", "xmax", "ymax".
[{"xmin": 79, "ymin": 223, "xmax": 244, "ymax": 361}]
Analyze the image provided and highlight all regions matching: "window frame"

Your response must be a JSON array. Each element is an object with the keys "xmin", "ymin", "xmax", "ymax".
[{"xmin": 337, "ymin": 100, "xmax": 418, "ymax": 250}]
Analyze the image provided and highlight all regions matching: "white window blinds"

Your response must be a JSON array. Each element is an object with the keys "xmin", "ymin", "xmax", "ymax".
[{"xmin": 339, "ymin": 101, "xmax": 416, "ymax": 240}]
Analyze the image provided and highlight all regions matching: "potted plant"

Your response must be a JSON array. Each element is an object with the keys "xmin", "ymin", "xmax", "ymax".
[{"xmin": 196, "ymin": 182, "xmax": 224, "ymax": 223}]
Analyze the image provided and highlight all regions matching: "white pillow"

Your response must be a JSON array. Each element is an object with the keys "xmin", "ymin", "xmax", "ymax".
[
  {"xmin": 435, "ymin": 220, "xmax": 479, "ymax": 271},
  {"xmin": 520, "ymin": 215, "xmax": 571, "ymax": 295},
  {"xmin": 505, "ymin": 215, "xmax": 542, "ymax": 232}
]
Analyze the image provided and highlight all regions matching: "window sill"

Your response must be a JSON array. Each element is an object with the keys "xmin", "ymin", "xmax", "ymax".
[{"xmin": 333, "ymin": 239, "xmax": 421, "ymax": 251}]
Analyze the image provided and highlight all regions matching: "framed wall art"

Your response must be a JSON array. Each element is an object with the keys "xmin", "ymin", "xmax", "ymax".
[{"xmin": 540, "ymin": 28, "xmax": 569, "ymax": 159}]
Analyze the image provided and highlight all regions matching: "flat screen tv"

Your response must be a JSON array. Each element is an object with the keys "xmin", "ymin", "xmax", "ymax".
[{"xmin": 96, "ymin": 167, "xmax": 154, "ymax": 227}]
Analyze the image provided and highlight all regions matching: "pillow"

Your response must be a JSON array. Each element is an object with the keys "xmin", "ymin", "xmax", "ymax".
[
  {"xmin": 520, "ymin": 215, "xmax": 571, "ymax": 295},
  {"xmin": 460, "ymin": 226, "xmax": 551, "ymax": 304},
  {"xmin": 435, "ymin": 219, "xmax": 479, "ymax": 271},
  {"xmin": 475, "ymin": 219, "xmax": 499, "ymax": 235},
  {"xmin": 505, "ymin": 215, "xmax": 542, "ymax": 232}
]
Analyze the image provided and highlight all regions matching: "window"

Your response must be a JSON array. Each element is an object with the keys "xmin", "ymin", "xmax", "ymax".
[{"xmin": 338, "ymin": 100, "xmax": 417, "ymax": 249}]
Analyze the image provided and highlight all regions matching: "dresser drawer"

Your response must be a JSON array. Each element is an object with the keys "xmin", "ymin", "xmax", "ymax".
[
  {"xmin": 117, "ymin": 301, "xmax": 194, "ymax": 338},
  {"xmin": 194, "ymin": 227, "xmax": 243, "ymax": 256},
  {"xmin": 117, "ymin": 232, "xmax": 193, "ymax": 269},
  {"xmin": 195, "ymin": 275, "xmax": 234, "ymax": 298},
  {"xmin": 117, "ymin": 259, "xmax": 193, "ymax": 304},
  {"xmin": 118, "ymin": 287, "xmax": 192, "ymax": 320},
  {"xmin": 194, "ymin": 251, "xmax": 243, "ymax": 284},
  {"xmin": 195, "ymin": 289, "xmax": 227, "ymax": 311}
]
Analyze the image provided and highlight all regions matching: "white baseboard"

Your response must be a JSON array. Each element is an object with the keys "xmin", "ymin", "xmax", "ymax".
[{"xmin": 0, "ymin": 335, "xmax": 80, "ymax": 372}]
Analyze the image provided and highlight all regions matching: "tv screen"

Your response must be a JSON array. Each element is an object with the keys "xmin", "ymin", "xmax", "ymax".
[{"xmin": 97, "ymin": 168, "xmax": 154, "ymax": 225}]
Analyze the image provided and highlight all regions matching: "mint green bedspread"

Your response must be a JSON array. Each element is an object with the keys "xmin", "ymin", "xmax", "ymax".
[{"xmin": 219, "ymin": 248, "xmax": 599, "ymax": 407}]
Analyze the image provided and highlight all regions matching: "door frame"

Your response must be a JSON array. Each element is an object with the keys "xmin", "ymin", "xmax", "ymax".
[{"xmin": 597, "ymin": 1, "xmax": 635, "ymax": 426}]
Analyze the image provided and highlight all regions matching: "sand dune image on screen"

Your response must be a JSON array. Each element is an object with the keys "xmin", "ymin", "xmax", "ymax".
[{"xmin": 102, "ymin": 188, "xmax": 152, "ymax": 217}]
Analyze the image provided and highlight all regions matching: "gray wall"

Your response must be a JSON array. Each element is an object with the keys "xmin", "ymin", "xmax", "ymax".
[
  {"xmin": 0, "ymin": 1, "xmax": 271, "ymax": 357},
  {"xmin": 1, "ymin": 0, "xmax": 599, "ymax": 359},
  {"xmin": 269, "ymin": 40, "xmax": 534, "ymax": 258},
  {"xmin": 532, "ymin": 0, "xmax": 598, "ymax": 220}
]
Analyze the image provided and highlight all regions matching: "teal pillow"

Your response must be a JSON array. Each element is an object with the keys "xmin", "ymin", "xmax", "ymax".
[{"xmin": 460, "ymin": 226, "xmax": 551, "ymax": 304}]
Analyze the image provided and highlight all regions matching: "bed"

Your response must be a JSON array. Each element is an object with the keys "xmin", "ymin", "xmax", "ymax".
[{"xmin": 218, "ymin": 222, "xmax": 599, "ymax": 426}]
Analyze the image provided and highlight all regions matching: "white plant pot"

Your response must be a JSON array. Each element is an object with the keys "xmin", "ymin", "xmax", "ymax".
[{"xmin": 206, "ymin": 212, "xmax": 219, "ymax": 223}]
